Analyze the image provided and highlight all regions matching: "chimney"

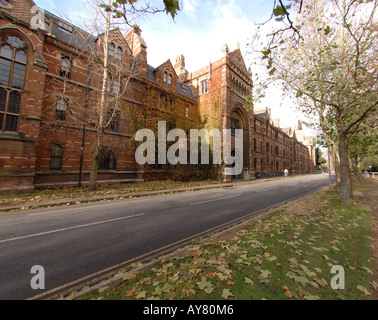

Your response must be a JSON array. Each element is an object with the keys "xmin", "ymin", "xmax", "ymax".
[
  {"xmin": 174, "ymin": 54, "xmax": 188, "ymax": 80},
  {"xmin": 125, "ymin": 25, "xmax": 147, "ymax": 78},
  {"xmin": 273, "ymin": 118, "xmax": 280, "ymax": 128}
]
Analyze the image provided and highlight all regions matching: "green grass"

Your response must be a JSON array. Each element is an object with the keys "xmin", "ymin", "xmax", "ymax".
[{"xmin": 77, "ymin": 184, "xmax": 376, "ymax": 300}]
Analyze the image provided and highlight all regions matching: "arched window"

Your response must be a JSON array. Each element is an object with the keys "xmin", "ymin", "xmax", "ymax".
[
  {"xmin": 116, "ymin": 47, "xmax": 122, "ymax": 61},
  {"xmin": 50, "ymin": 144, "xmax": 63, "ymax": 170},
  {"xmin": 0, "ymin": 1, "xmax": 12, "ymax": 8},
  {"xmin": 0, "ymin": 35, "xmax": 27, "ymax": 132},
  {"xmin": 99, "ymin": 148, "xmax": 116, "ymax": 170},
  {"xmin": 60, "ymin": 56, "xmax": 72, "ymax": 79},
  {"xmin": 108, "ymin": 43, "xmax": 115, "ymax": 57},
  {"xmin": 56, "ymin": 98, "xmax": 67, "ymax": 121},
  {"xmin": 163, "ymin": 71, "xmax": 167, "ymax": 82}
]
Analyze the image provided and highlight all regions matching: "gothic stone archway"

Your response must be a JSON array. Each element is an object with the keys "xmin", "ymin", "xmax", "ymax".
[{"xmin": 227, "ymin": 106, "xmax": 250, "ymax": 180}]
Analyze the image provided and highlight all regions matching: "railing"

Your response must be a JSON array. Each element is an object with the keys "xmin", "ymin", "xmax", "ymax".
[{"xmin": 363, "ymin": 172, "xmax": 377, "ymax": 178}]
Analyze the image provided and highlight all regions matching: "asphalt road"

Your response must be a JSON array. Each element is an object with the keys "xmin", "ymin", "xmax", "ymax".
[{"xmin": 0, "ymin": 174, "xmax": 330, "ymax": 300}]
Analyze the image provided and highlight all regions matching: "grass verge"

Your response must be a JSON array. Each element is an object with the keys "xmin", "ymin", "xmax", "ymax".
[
  {"xmin": 77, "ymin": 181, "xmax": 376, "ymax": 300},
  {"xmin": 0, "ymin": 180, "xmax": 219, "ymax": 207}
]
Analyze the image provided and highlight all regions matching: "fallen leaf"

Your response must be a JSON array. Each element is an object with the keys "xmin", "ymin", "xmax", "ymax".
[
  {"xmin": 136, "ymin": 291, "xmax": 146, "ymax": 300},
  {"xmin": 204, "ymin": 286, "xmax": 215, "ymax": 294},
  {"xmin": 222, "ymin": 288, "xmax": 234, "ymax": 299},
  {"xmin": 197, "ymin": 278, "xmax": 214, "ymax": 292},
  {"xmin": 284, "ymin": 291, "xmax": 293, "ymax": 298},
  {"xmin": 293, "ymin": 275, "xmax": 310, "ymax": 287},
  {"xmin": 260, "ymin": 269, "xmax": 272, "ymax": 278},
  {"xmin": 125, "ymin": 287, "xmax": 136, "ymax": 297},
  {"xmin": 356, "ymin": 285, "xmax": 371, "ymax": 296},
  {"xmin": 362, "ymin": 266, "xmax": 373, "ymax": 274},
  {"xmin": 304, "ymin": 295, "xmax": 321, "ymax": 300}
]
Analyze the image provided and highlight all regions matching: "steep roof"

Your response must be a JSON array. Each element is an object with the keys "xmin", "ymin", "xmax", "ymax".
[
  {"xmin": 45, "ymin": 11, "xmax": 97, "ymax": 53},
  {"xmin": 148, "ymin": 62, "xmax": 195, "ymax": 101},
  {"xmin": 176, "ymin": 82, "xmax": 194, "ymax": 100},
  {"xmin": 228, "ymin": 48, "xmax": 250, "ymax": 78}
]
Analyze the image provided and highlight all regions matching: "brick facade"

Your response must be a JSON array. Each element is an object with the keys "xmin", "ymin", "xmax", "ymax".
[
  {"xmin": 181, "ymin": 46, "xmax": 317, "ymax": 181},
  {"xmin": 0, "ymin": 1, "xmax": 316, "ymax": 193}
]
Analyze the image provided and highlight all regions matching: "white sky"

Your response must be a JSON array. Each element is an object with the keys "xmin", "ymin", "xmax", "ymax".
[{"xmin": 34, "ymin": 0, "xmax": 309, "ymax": 133}]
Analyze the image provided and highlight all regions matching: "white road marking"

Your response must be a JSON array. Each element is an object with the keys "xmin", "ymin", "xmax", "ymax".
[
  {"xmin": 0, "ymin": 213, "xmax": 146, "ymax": 244},
  {"xmin": 189, "ymin": 194, "xmax": 241, "ymax": 206},
  {"xmin": 27, "ymin": 198, "xmax": 151, "ymax": 216}
]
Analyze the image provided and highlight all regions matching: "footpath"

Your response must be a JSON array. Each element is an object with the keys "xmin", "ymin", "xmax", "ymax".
[{"xmin": 0, "ymin": 176, "xmax": 292, "ymax": 213}]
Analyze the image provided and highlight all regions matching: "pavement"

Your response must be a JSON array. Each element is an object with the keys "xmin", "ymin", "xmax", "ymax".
[{"xmin": 0, "ymin": 176, "xmax": 295, "ymax": 213}]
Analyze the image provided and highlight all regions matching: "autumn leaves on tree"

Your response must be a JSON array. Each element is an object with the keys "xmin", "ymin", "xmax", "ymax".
[{"xmin": 259, "ymin": 0, "xmax": 377, "ymax": 204}]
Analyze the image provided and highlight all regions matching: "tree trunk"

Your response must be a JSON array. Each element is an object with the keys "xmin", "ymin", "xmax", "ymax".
[
  {"xmin": 89, "ymin": 147, "xmax": 100, "ymax": 190},
  {"xmin": 352, "ymin": 156, "xmax": 363, "ymax": 181},
  {"xmin": 329, "ymin": 145, "xmax": 340, "ymax": 186},
  {"xmin": 333, "ymin": 151, "xmax": 341, "ymax": 186},
  {"xmin": 88, "ymin": 4, "xmax": 111, "ymax": 191},
  {"xmin": 338, "ymin": 134, "xmax": 353, "ymax": 205}
]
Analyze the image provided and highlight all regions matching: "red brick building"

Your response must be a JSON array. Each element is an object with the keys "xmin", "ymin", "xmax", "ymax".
[
  {"xmin": 0, "ymin": 0, "xmax": 316, "ymax": 193},
  {"xmin": 0, "ymin": 0, "xmax": 196, "ymax": 192},
  {"xmin": 180, "ymin": 47, "xmax": 317, "ymax": 181}
]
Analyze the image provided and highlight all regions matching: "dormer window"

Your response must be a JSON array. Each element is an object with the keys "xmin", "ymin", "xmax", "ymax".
[{"xmin": 58, "ymin": 20, "xmax": 73, "ymax": 33}]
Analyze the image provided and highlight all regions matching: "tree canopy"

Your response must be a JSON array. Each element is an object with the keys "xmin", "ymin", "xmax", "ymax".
[{"xmin": 257, "ymin": 0, "xmax": 377, "ymax": 204}]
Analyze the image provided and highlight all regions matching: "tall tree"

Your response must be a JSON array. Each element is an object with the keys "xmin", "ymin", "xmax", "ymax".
[
  {"xmin": 260, "ymin": 0, "xmax": 378, "ymax": 204},
  {"xmin": 86, "ymin": 0, "xmax": 180, "ymax": 190},
  {"xmin": 44, "ymin": 0, "xmax": 180, "ymax": 190}
]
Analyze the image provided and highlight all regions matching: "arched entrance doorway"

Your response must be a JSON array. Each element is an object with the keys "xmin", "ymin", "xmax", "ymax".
[{"xmin": 229, "ymin": 106, "xmax": 250, "ymax": 180}]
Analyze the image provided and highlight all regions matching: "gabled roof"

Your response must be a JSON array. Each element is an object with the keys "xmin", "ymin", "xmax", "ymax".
[
  {"xmin": 228, "ymin": 48, "xmax": 250, "ymax": 77},
  {"xmin": 155, "ymin": 59, "xmax": 175, "ymax": 72},
  {"xmin": 99, "ymin": 28, "xmax": 132, "ymax": 55},
  {"xmin": 147, "ymin": 64, "xmax": 194, "ymax": 101}
]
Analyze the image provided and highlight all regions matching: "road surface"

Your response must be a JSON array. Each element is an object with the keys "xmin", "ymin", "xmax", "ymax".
[{"xmin": 0, "ymin": 174, "xmax": 330, "ymax": 299}]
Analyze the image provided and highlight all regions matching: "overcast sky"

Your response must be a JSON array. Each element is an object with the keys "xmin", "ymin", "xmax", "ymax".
[{"xmin": 33, "ymin": 0, "xmax": 307, "ymax": 131}]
